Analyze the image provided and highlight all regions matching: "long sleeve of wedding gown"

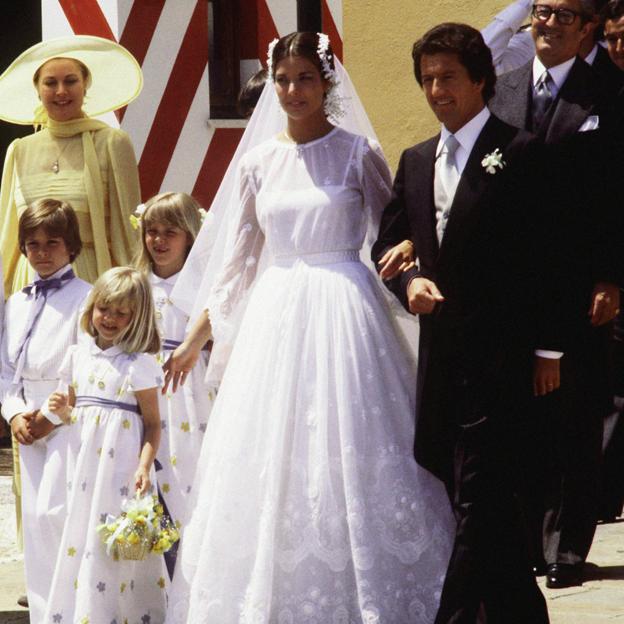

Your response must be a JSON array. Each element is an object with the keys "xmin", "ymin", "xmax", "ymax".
[
  {"xmin": 359, "ymin": 138, "xmax": 393, "ymax": 249},
  {"xmin": 205, "ymin": 155, "xmax": 265, "ymax": 346}
]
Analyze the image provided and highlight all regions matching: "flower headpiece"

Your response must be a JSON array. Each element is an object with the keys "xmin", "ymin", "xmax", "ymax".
[
  {"xmin": 266, "ymin": 38, "xmax": 279, "ymax": 78},
  {"xmin": 266, "ymin": 33, "xmax": 345, "ymax": 121},
  {"xmin": 129, "ymin": 202, "xmax": 208, "ymax": 230},
  {"xmin": 316, "ymin": 33, "xmax": 344, "ymax": 121},
  {"xmin": 129, "ymin": 203, "xmax": 146, "ymax": 230}
]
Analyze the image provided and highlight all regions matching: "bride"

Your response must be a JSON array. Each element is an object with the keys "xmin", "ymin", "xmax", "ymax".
[{"xmin": 165, "ymin": 32, "xmax": 453, "ymax": 623}]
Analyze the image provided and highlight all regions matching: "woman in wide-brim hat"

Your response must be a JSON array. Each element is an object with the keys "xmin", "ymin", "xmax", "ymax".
[
  {"xmin": 0, "ymin": 35, "xmax": 144, "ymax": 620},
  {"xmin": 0, "ymin": 34, "xmax": 143, "ymax": 294}
]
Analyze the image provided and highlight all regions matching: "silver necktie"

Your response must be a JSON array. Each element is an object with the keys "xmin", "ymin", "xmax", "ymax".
[
  {"xmin": 532, "ymin": 70, "xmax": 554, "ymax": 131},
  {"xmin": 434, "ymin": 134, "xmax": 461, "ymax": 244}
]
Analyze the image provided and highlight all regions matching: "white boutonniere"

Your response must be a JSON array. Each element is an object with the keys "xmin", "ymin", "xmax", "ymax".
[{"xmin": 481, "ymin": 148, "xmax": 506, "ymax": 174}]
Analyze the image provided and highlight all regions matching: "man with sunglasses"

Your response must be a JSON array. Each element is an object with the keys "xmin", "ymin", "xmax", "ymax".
[
  {"xmin": 484, "ymin": 0, "xmax": 624, "ymax": 92},
  {"xmin": 490, "ymin": 0, "xmax": 623, "ymax": 591}
]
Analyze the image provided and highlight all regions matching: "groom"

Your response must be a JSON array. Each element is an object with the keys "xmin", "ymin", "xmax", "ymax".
[{"xmin": 373, "ymin": 23, "xmax": 564, "ymax": 623}]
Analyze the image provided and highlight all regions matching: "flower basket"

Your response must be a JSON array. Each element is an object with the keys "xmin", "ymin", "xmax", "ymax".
[{"xmin": 97, "ymin": 493, "xmax": 180, "ymax": 561}]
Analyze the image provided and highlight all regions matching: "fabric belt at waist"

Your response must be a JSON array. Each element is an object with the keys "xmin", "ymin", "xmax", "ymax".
[
  {"xmin": 74, "ymin": 395, "xmax": 141, "ymax": 415},
  {"xmin": 273, "ymin": 249, "xmax": 360, "ymax": 267},
  {"xmin": 162, "ymin": 338, "xmax": 213, "ymax": 352}
]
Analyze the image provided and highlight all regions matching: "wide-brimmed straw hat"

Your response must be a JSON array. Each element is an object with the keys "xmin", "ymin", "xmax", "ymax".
[{"xmin": 0, "ymin": 35, "xmax": 143, "ymax": 125}]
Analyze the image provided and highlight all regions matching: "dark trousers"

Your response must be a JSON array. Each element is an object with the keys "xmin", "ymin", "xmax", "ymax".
[
  {"xmin": 599, "ymin": 396, "xmax": 624, "ymax": 520},
  {"xmin": 527, "ymin": 332, "xmax": 609, "ymax": 566},
  {"xmin": 599, "ymin": 334, "xmax": 624, "ymax": 520},
  {"xmin": 434, "ymin": 418, "xmax": 549, "ymax": 624}
]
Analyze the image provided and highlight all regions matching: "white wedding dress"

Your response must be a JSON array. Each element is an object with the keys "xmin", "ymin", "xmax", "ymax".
[{"xmin": 167, "ymin": 127, "xmax": 453, "ymax": 624}]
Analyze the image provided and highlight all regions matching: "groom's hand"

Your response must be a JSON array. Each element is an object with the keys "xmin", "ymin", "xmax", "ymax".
[
  {"xmin": 588, "ymin": 282, "xmax": 620, "ymax": 327},
  {"xmin": 533, "ymin": 356, "xmax": 561, "ymax": 397},
  {"xmin": 407, "ymin": 278, "xmax": 444, "ymax": 315}
]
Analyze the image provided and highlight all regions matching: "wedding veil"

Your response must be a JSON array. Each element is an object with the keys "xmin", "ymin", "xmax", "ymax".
[{"xmin": 171, "ymin": 46, "xmax": 419, "ymax": 381}]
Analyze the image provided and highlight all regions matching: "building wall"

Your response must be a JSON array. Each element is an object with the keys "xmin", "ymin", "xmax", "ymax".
[{"xmin": 343, "ymin": 0, "xmax": 510, "ymax": 172}]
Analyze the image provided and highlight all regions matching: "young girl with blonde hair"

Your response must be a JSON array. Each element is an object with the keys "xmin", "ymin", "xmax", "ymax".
[
  {"xmin": 1, "ymin": 198, "xmax": 91, "ymax": 619},
  {"xmin": 133, "ymin": 192, "xmax": 215, "ymax": 556},
  {"xmin": 43, "ymin": 266, "xmax": 166, "ymax": 623}
]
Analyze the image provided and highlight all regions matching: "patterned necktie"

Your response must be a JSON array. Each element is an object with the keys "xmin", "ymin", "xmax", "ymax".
[
  {"xmin": 434, "ymin": 134, "xmax": 461, "ymax": 245},
  {"xmin": 532, "ymin": 70, "xmax": 554, "ymax": 131},
  {"xmin": 13, "ymin": 269, "xmax": 75, "ymax": 382}
]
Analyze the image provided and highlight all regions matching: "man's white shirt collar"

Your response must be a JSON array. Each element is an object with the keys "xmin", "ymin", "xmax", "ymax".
[
  {"xmin": 437, "ymin": 106, "xmax": 491, "ymax": 175},
  {"xmin": 532, "ymin": 55, "xmax": 576, "ymax": 94},
  {"xmin": 584, "ymin": 44, "xmax": 599, "ymax": 66},
  {"xmin": 34, "ymin": 263, "xmax": 73, "ymax": 282}
]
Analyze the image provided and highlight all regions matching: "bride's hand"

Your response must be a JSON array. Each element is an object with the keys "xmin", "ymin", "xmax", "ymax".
[
  {"xmin": 162, "ymin": 342, "xmax": 201, "ymax": 394},
  {"xmin": 378, "ymin": 240, "xmax": 416, "ymax": 280}
]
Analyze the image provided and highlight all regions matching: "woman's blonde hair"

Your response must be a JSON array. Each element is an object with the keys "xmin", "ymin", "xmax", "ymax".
[
  {"xmin": 81, "ymin": 267, "xmax": 160, "ymax": 354},
  {"xmin": 33, "ymin": 57, "xmax": 92, "ymax": 88},
  {"xmin": 133, "ymin": 192, "xmax": 204, "ymax": 274}
]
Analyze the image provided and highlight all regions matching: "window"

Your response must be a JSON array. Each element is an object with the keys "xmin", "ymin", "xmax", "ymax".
[{"xmin": 208, "ymin": 0, "xmax": 241, "ymax": 119}]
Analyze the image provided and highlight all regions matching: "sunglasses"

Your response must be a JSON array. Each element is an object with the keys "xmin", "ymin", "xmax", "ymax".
[{"xmin": 531, "ymin": 4, "xmax": 582, "ymax": 25}]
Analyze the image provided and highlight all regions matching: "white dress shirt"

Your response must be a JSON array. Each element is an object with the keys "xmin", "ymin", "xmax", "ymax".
[
  {"xmin": 585, "ymin": 44, "xmax": 599, "ymax": 66},
  {"xmin": 436, "ymin": 106, "xmax": 492, "ymax": 177},
  {"xmin": 1, "ymin": 264, "xmax": 91, "ymax": 421},
  {"xmin": 532, "ymin": 55, "xmax": 576, "ymax": 98}
]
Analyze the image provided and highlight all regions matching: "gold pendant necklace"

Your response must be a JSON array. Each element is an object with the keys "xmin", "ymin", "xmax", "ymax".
[{"xmin": 51, "ymin": 139, "xmax": 72, "ymax": 174}]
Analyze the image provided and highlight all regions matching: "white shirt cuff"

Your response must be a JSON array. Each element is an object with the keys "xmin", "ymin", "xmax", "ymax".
[
  {"xmin": 1, "ymin": 395, "xmax": 28, "ymax": 423},
  {"xmin": 535, "ymin": 349, "xmax": 564, "ymax": 359},
  {"xmin": 40, "ymin": 399, "xmax": 64, "ymax": 426}
]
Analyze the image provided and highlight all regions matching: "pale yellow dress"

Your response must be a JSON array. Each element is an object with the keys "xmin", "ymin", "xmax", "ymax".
[{"xmin": 0, "ymin": 117, "xmax": 140, "ymax": 295}]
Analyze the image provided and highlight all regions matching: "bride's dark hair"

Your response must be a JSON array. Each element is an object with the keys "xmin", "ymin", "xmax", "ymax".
[{"xmin": 269, "ymin": 32, "xmax": 335, "ymax": 80}]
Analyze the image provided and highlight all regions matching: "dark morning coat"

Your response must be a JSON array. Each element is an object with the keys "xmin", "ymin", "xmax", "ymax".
[{"xmin": 372, "ymin": 113, "xmax": 561, "ymax": 483}]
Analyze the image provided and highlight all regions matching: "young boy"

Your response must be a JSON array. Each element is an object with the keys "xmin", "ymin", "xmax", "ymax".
[{"xmin": 1, "ymin": 199, "xmax": 91, "ymax": 622}]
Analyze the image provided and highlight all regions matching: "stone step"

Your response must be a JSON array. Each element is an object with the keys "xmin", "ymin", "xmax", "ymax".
[{"xmin": 0, "ymin": 449, "xmax": 12, "ymax": 478}]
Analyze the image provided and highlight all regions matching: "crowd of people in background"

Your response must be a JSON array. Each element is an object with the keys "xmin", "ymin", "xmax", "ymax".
[{"xmin": 0, "ymin": 1, "xmax": 622, "ymax": 623}]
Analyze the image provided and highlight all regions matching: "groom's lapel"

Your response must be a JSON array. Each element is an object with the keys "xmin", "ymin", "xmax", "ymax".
[
  {"xmin": 413, "ymin": 137, "xmax": 440, "ymax": 257},
  {"xmin": 437, "ymin": 115, "xmax": 510, "ymax": 269}
]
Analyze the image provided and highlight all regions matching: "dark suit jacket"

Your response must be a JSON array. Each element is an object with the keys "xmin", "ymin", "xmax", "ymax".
[
  {"xmin": 490, "ymin": 57, "xmax": 622, "ymax": 316},
  {"xmin": 372, "ymin": 114, "xmax": 560, "ymax": 482},
  {"xmin": 591, "ymin": 45, "xmax": 624, "ymax": 98},
  {"xmin": 489, "ymin": 56, "xmax": 608, "ymax": 142},
  {"xmin": 490, "ymin": 55, "xmax": 624, "ymax": 415}
]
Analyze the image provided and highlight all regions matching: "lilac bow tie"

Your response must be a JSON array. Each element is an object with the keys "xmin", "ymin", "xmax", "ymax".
[{"xmin": 22, "ymin": 269, "xmax": 75, "ymax": 296}]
